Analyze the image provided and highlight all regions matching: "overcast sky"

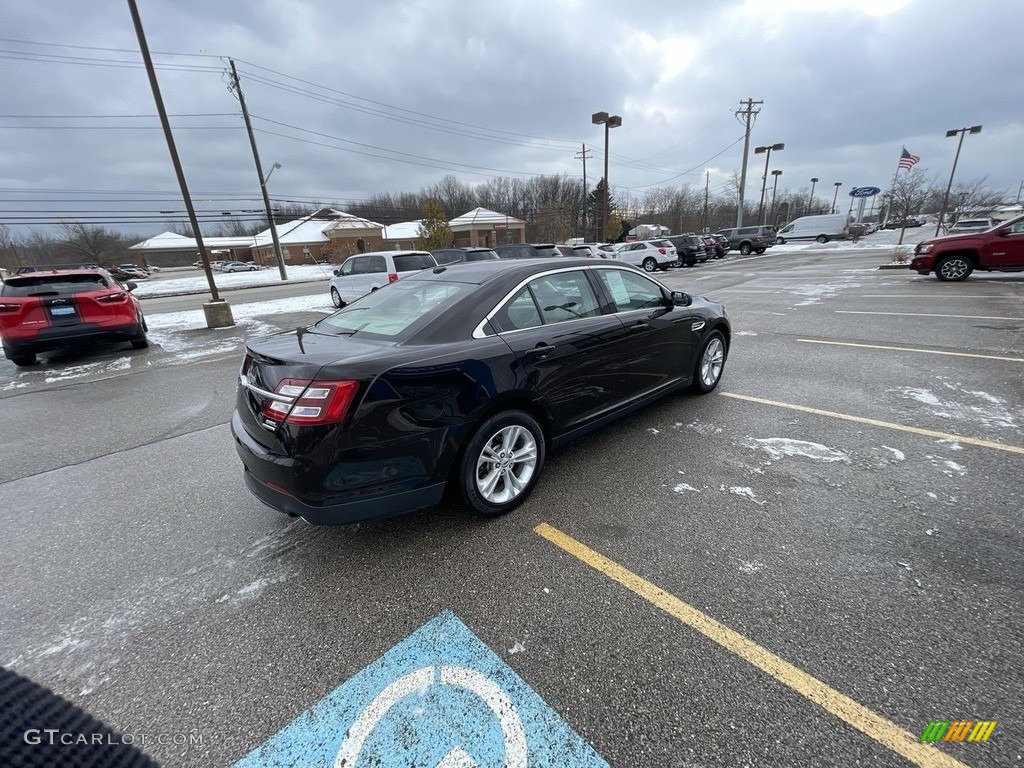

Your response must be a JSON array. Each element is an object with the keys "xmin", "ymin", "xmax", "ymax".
[{"xmin": 1, "ymin": 0, "xmax": 1021, "ymax": 237}]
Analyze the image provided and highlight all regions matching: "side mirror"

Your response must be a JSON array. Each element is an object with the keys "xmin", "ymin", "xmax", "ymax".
[
  {"xmin": 671, "ymin": 291, "xmax": 692, "ymax": 307},
  {"xmin": 126, "ymin": 281, "xmax": 137, "ymax": 291},
  {"xmin": 333, "ymin": 268, "xmax": 342, "ymax": 276}
]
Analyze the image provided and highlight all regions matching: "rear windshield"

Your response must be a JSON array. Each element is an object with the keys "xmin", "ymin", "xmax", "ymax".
[
  {"xmin": 465, "ymin": 249, "xmax": 499, "ymax": 261},
  {"xmin": 532, "ymin": 246, "xmax": 560, "ymax": 258},
  {"xmin": 1, "ymin": 273, "xmax": 109, "ymax": 297},
  {"xmin": 431, "ymin": 250, "xmax": 463, "ymax": 265},
  {"xmin": 393, "ymin": 253, "xmax": 435, "ymax": 272},
  {"xmin": 314, "ymin": 280, "xmax": 468, "ymax": 340}
]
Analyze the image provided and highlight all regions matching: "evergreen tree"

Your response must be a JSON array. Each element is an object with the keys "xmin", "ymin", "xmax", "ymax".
[{"xmin": 417, "ymin": 198, "xmax": 453, "ymax": 249}]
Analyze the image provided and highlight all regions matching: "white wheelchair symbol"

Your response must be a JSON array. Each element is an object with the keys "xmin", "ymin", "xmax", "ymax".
[{"xmin": 334, "ymin": 665, "xmax": 528, "ymax": 768}]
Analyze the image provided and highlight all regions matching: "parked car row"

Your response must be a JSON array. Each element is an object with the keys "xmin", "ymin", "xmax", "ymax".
[{"xmin": 192, "ymin": 260, "xmax": 260, "ymax": 272}]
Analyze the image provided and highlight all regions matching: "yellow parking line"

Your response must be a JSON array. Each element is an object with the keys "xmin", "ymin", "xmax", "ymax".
[
  {"xmin": 534, "ymin": 524, "xmax": 970, "ymax": 768},
  {"xmin": 835, "ymin": 310, "xmax": 1023, "ymax": 320},
  {"xmin": 796, "ymin": 338, "xmax": 1024, "ymax": 363},
  {"xmin": 720, "ymin": 392, "xmax": 1024, "ymax": 455}
]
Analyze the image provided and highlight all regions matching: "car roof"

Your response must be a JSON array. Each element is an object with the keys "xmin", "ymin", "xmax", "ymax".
[{"xmin": 352, "ymin": 250, "xmax": 431, "ymax": 257}]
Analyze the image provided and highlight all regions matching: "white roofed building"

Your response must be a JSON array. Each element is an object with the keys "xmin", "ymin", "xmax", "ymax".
[{"xmin": 449, "ymin": 207, "xmax": 525, "ymax": 247}]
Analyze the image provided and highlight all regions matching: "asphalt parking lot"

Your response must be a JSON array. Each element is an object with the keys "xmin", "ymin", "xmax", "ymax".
[{"xmin": 1, "ymin": 248, "xmax": 1021, "ymax": 767}]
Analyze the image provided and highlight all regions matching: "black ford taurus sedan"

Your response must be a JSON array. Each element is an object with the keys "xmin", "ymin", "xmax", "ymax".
[{"xmin": 232, "ymin": 259, "xmax": 729, "ymax": 525}]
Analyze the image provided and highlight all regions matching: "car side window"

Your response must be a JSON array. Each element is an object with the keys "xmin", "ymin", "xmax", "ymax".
[
  {"xmin": 368, "ymin": 255, "xmax": 387, "ymax": 273},
  {"xmin": 597, "ymin": 269, "xmax": 666, "ymax": 312},
  {"xmin": 489, "ymin": 286, "xmax": 542, "ymax": 333},
  {"xmin": 528, "ymin": 271, "xmax": 601, "ymax": 325},
  {"xmin": 348, "ymin": 258, "xmax": 367, "ymax": 275}
]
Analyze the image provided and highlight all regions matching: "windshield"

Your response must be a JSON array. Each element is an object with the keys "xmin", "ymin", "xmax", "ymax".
[{"xmin": 314, "ymin": 280, "xmax": 468, "ymax": 340}]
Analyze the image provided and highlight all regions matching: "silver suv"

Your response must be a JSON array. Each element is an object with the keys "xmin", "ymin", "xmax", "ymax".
[{"xmin": 716, "ymin": 225, "xmax": 776, "ymax": 255}]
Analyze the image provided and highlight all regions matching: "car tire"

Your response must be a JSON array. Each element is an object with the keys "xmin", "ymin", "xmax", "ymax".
[
  {"xmin": 754, "ymin": 248, "xmax": 766, "ymax": 254},
  {"xmin": 642, "ymin": 257, "xmax": 657, "ymax": 272},
  {"xmin": 5, "ymin": 347, "xmax": 36, "ymax": 367},
  {"xmin": 776, "ymin": 237, "xmax": 786, "ymax": 245},
  {"xmin": 689, "ymin": 330, "xmax": 727, "ymax": 394},
  {"xmin": 330, "ymin": 287, "xmax": 344, "ymax": 308},
  {"xmin": 739, "ymin": 243, "xmax": 752, "ymax": 255},
  {"xmin": 935, "ymin": 255, "xmax": 974, "ymax": 282},
  {"xmin": 459, "ymin": 409, "xmax": 545, "ymax": 517},
  {"xmin": 816, "ymin": 235, "xmax": 829, "ymax": 243}
]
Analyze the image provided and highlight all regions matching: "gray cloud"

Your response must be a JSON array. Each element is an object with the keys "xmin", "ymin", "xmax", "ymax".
[{"xmin": 1, "ymin": 0, "xmax": 1020, "ymax": 236}]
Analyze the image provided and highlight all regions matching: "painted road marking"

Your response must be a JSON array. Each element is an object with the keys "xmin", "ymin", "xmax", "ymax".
[
  {"xmin": 796, "ymin": 338, "xmax": 1024, "ymax": 363},
  {"xmin": 720, "ymin": 392, "xmax": 1024, "ymax": 455},
  {"xmin": 534, "ymin": 523, "xmax": 970, "ymax": 768},
  {"xmin": 232, "ymin": 611, "xmax": 607, "ymax": 768},
  {"xmin": 835, "ymin": 310, "xmax": 1024, "ymax": 320},
  {"xmin": 860, "ymin": 294, "xmax": 1012, "ymax": 299}
]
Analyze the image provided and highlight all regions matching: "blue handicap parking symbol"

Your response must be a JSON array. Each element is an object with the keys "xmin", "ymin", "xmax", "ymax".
[{"xmin": 233, "ymin": 610, "xmax": 608, "ymax": 767}]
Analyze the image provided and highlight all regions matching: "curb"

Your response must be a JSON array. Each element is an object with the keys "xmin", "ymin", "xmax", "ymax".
[{"xmin": 877, "ymin": 264, "xmax": 910, "ymax": 270}]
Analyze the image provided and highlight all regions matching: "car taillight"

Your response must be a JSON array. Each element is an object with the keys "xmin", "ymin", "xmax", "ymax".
[
  {"xmin": 96, "ymin": 292, "xmax": 128, "ymax": 303},
  {"xmin": 261, "ymin": 378, "xmax": 359, "ymax": 425},
  {"xmin": 387, "ymin": 272, "xmax": 399, "ymax": 283},
  {"xmin": 658, "ymin": 248, "xmax": 666, "ymax": 254}
]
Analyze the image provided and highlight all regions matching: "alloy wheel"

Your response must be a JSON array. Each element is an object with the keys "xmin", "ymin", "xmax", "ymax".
[{"xmin": 475, "ymin": 425, "xmax": 538, "ymax": 505}]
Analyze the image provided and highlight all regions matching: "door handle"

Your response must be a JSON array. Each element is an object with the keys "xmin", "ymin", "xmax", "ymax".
[
  {"xmin": 628, "ymin": 321, "xmax": 650, "ymax": 333},
  {"xmin": 524, "ymin": 343, "xmax": 556, "ymax": 358}
]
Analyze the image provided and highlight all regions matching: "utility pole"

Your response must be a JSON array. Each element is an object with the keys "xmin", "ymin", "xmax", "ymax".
[
  {"xmin": 127, "ymin": 0, "xmax": 232, "ymax": 327},
  {"xmin": 575, "ymin": 143, "xmax": 593, "ymax": 240},
  {"xmin": 734, "ymin": 98, "xmax": 762, "ymax": 227},
  {"xmin": 228, "ymin": 58, "xmax": 287, "ymax": 281},
  {"xmin": 703, "ymin": 171, "xmax": 710, "ymax": 232}
]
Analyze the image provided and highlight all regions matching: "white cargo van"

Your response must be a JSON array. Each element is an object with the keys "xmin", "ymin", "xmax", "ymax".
[{"xmin": 775, "ymin": 214, "xmax": 850, "ymax": 244}]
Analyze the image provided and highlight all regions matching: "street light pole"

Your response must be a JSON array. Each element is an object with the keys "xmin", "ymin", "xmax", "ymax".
[
  {"xmin": 592, "ymin": 111, "xmax": 622, "ymax": 242},
  {"xmin": 935, "ymin": 125, "xmax": 982, "ymax": 236},
  {"xmin": 809, "ymin": 177, "xmax": 819, "ymax": 215},
  {"xmin": 831, "ymin": 182, "xmax": 843, "ymax": 214},
  {"xmin": 754, "ymin": 142, "xmax": 784, "ymax": 225},
  {"xmin": 769, "ymin": 169, "xmax": 782, "ymax": 225}
]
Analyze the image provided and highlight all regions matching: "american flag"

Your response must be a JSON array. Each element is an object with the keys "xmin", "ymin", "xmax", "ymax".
[{"xmin": 898, "ymin": 147, "xmax": 920, "ymax": 170}]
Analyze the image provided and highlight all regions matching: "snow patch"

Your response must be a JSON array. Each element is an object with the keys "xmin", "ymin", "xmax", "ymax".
[
  {"xmin": 672, "ymin": 483, "xmax": 700, "ymax": 494},
  {"xmin": 507, "ymin": 641, "xmax": 526, "ymax": 655},
  {"xmin": 882, "ymin": 446, "xmax": 905, "ymax": 461},
  {"xmin": 745, "ymin": 437, "xmax": 851, "ymax": 463},
  {"xmin": 738, "ymin": 559, "xmax": 766, "ymax": 574},
  {"xmin": 734, "ymin": 330, "xmax": 758, "ymax": 337},
  {"xmin": 727, "ymin": 486, "xmax": 766, "ymax": 505}
]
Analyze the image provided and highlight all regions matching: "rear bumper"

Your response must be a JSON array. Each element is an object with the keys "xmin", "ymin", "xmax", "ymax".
[
  {"xmin": 2, "ymin": 321, "xmax": 142, "ymax": 353},
  {"xmin": 231, "ymin": 410, "xmax": 449, "ymax": 525}
]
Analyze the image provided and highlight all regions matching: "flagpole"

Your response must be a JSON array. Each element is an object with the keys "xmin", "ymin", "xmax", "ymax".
[{"xmin": 881, "ymin": 148, "xmax": 904, "ymax": 229}]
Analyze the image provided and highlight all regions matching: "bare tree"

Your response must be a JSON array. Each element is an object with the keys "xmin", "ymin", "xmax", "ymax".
[
  {"xmin": 940, "ymin": 177, "xmax": 1006, "ymax": 227},
  {"xmin": 888, "ymin": 168, "xmax": 934, "ymax": 223},
  {"xmin": 59, "ymin": 223, "xmax": 129, "ymax": 264}
]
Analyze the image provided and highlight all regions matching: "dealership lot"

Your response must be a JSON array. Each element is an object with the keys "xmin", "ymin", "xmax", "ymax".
[{"xmin": 1, "ymin": 248, "xmax": 1021, "ymax": 766}]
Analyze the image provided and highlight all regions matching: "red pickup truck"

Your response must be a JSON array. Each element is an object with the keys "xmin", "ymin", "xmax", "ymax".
[{"xmin": 910, "ymin": 214, "xmax": 1024, "ymax": 281}]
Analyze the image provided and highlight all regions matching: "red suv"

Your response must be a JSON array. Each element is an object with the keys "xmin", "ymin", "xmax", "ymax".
[
  {"xmin": 0, "ymin": 266, "xmax": 148, "ymax": 367},
  {"xmin": 910, "ymin": 214, "xmax": 1024, "ymax": 281}
]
